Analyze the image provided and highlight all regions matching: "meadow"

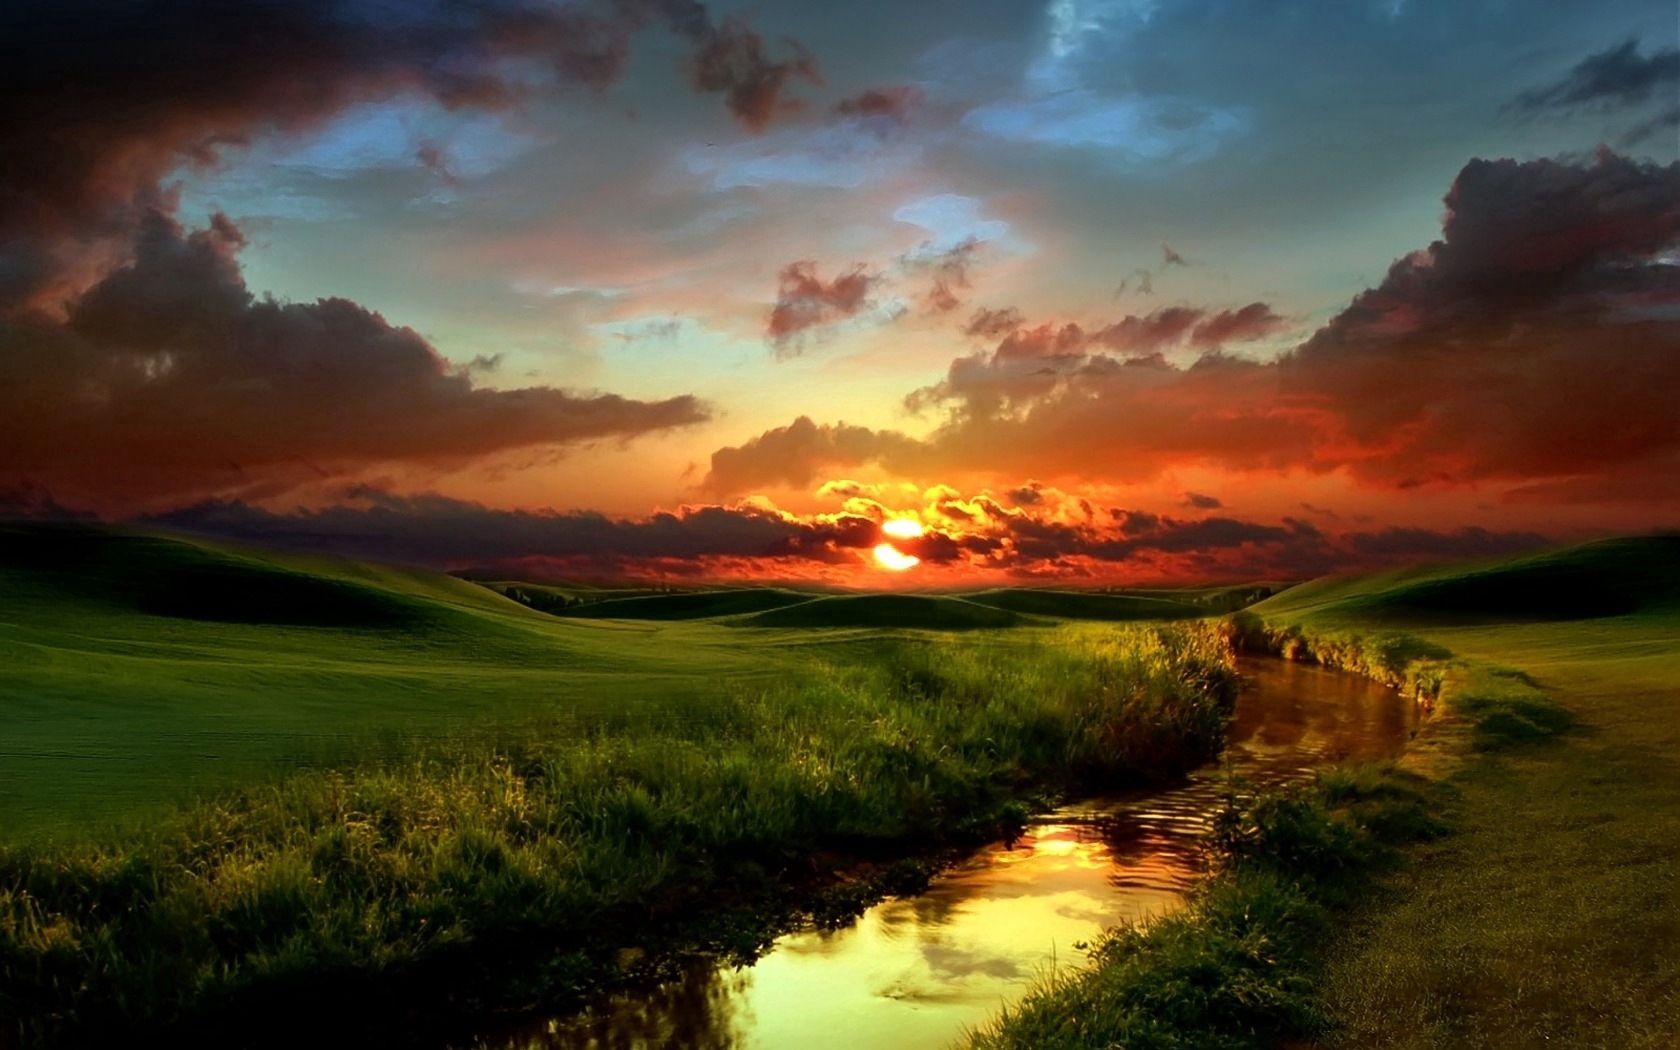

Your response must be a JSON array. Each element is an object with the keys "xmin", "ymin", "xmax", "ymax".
[
  {"xmin": 2, "ymin": 524, "xmax": 1675, "ymax": 1047},
  {"xmin": 973, "ymin": 535, "xmax": 1680, "ymax": 1048},
  {"xmin": 0, "ymin": 524, "xmax": 1239, "ymax": 1044}
]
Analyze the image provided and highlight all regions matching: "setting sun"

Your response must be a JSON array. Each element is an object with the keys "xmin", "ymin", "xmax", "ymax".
[
  {"xmin": 872, "ymin": 543, "xmax": 920, "ymax": 572},
  {"xmin": 873, "ymin": 518, "xmax": 923, "ymax": 572}
]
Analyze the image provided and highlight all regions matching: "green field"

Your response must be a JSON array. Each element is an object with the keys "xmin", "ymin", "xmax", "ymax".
[
  {"xmin": 1249, "ymin": 537, "xmax": 1680, "ymax": 1048},
  {"xmin": 3, "ymin": 524, "xmax": 1676, "ymax": 1047},
  {"xmin": 0, "ymin": 524, "xmax": 787, "ymax": 836},
  {"xmin": 969, "ymin": 534, "xmax": 1680, "ymax": 1048},
  {"xmin": 0, "ymin": 522, "xmax": 1243, "ymax": 1044}
]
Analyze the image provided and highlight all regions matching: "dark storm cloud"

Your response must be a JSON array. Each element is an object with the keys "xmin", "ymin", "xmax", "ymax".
[
  {"xmin": 766, "ymin": 261, "xmax": 880, "ymax": 352},
  {"xmin": 143, "ymin": 490, "xmax": 882, "ymax": 569},
  {"xmin": 123, "ymin": 483, "xmax": 1549, "ymax": 582},
  {"xmin": 1510, "ymin": 38, "xmax": 1680, "ymax": 113},
  {"xmin": 0, "ymin": 209, "xmax": 706, "ymax": 508},
  {"xmin": 707, "ymin": 152, "xmax": 1680, "ymax": 504},
  {"xmin": 0, "ymin": 0, "xmax": 816, "ymax": 312},
  {"xmin": 0, "ymin": 0, "xmax": 818, "ymax": 508}
]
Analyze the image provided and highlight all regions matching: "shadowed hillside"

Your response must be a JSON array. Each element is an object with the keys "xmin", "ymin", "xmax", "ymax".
[
  {"xmin": 1253, "ymin": 535, "xmax": 1680, "ymax": 625},
  {"xmin": 542, "ymin": 588, "xmax": 815, "ymax": 620},
  {"xmin": 964, "ymin": 589, "xmax": 1204, "ymax": 621}
]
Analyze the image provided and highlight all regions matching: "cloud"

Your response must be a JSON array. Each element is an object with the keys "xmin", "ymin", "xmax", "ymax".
[
  {"xmin": 686, "ymin": 17, "xmax": 822, "ymax": 131},
  {"xmin": 0, "ymin": 209, "xmax": 706, "ymax": 510},
  {"xmin": 117, "ymin": 483, "xmax": 1550, "ymax": 584},
  {"xmin": 835, "ymin": 86, "xmax": 922, "ymax": 123},
  {"xmin": 903, "ymin": 238, "xmax": 983, "ymax": 314},
  {"xmin": 707, "ymin": 151, "xmax": 1680, "ymax": 506},
  {"xmin": 766, "ymin": 261, "xmax": 880, "ymax": 352},
  {"xmin": 965, "ymin": 307, "xmax": 1026, "ymax": 338},
  {"xmin": 1182, "ymin": 492, "xmax": 1223, "ymax": 509},
  {"xmin": 0, "ymin": 0, "xmax": 815, "ymax": 313},
  {"xmin": 1621, "ymin": 105, "xmax": 1680, "ymax": 149},
  {"xmin": 893, "ymin": 194, "xmax": 1013, "ymax": 252},
  {"xmin": 703, "ymin": 416, "xmax": 925, "ymax": 495},
  {"xmin": 1189, "ymin": 303, "xmax": 1287, "ymax": 347},
  {"xmin": 1510, "ymin": 39, "xmax": 1680, "ymax": 113},
  {"xmin": 963, "ymin": 90, "xmax": 1248, "ymax": 164},
  {"xmin": 143, "ymin": 490, "xmax": 880, "ymax": 573},
  {"xmin": 1161, "ymin": 242, "xmax": 1188, "ymax": 267},
  {"xmin": 680, "ymin": 118, "xmax": 920, "ymax": 190}
]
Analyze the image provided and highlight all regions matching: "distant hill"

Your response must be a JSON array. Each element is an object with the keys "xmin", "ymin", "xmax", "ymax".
[
  {"xmin": 1253, "ymin": 535, "xmax": 1680, "ymax": 625},
  {"xmin": 739, "ymin": 593, "xmax": 1024, "ymax": 629},
  {"xmin": 0, "ymin": 522, "xmax": 515, "ymax": 630},
  {"xmin": 539, "ymin": 588, "xmax": 815, "ymax": 621},
  {"xmin": 0, "ymin": 523, "xmax": 775, "ymax": 834},
  {"xmin": 963, "ymin": 588, "xmax": 1204, "ymax": 621}
]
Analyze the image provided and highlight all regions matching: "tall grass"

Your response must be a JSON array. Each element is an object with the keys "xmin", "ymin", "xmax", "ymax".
[
  {"xmin": 1224, "ymin": 611, "xmax": 1451, "ymax": 700},
  {"xmin": 0, "ymin": 625, "xmax": 1236, "ymax": 1046},
  {"xmin": 970, "ymin": 765, "xmax": 1446, "ymax": 1049}
]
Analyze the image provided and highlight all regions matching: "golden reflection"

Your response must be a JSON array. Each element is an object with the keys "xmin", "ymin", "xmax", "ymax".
[{"xmin": 487, "ymin": 659, "xmax": 1419, "ymax": 1050}]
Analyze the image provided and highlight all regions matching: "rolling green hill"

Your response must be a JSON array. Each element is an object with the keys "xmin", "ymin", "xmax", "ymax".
[
  {"xmin": 543, "ymin": 587, "xmax": 816, "ymax": 620},
  {"xmin": 0, "ymin": 524, "xmax": 784, "ymax": 835},
  {"xmin": 739, "ymin": 593, "xmax": 1025, "ymax": 629},
  {"xmin": 963, "ymin": 588, "xmax": 1204, "ymax": 621},
  {"xmin": 1252, "ymin": 534, "xmax": 1680, "ymax": 625}
]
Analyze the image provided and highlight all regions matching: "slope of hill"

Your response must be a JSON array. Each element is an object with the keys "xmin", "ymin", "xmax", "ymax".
[
  {"xmin": 739, "ymin": 593, "xmax": 1025, "ymax": 629},
  {"xmin": 963, "ymin": 588, "xmax": 1204, "ymax": 621},
  {"xmin": 1252, "ymin": 535, "xmax": 1680, "ymax": 626},
  {"xmin": 0, "ymin": 524, "xmax": 774, "ymax": 835},
  {"xmin": 546, "ymin": 588, "xmax": 815, "ymax": 620}
]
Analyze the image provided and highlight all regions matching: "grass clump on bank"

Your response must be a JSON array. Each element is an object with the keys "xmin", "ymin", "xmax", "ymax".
[
  {"xmin": 0, "ymin": 625, "xmax": 1236, "ymax": 1046},
  {"xmin": 969, "ymin": 765, "xmax": 1446, "ymax": 1050}
]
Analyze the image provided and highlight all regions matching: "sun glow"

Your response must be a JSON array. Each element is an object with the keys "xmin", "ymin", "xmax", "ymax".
[{"xmin": 873, "ymin": 517, "xmax": 923, "ymax": 572}]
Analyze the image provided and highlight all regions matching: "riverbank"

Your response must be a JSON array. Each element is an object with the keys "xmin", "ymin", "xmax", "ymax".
[
  {"xmin": 1251, "ymin": 537, "xmax": 1680, "ymax": 1047},
  {"xmin": 973, "ymin": 536, "xmax": 1679, "ymax": 1047},
  {"xmin": 1313, "ymin": 618, "xmax": 1679, "ymax": 1048}
]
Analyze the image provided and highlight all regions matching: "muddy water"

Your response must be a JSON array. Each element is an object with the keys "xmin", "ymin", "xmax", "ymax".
[{"xmin": 486, "ymin": 658, "xmax": 1420, "ymax": 1050}]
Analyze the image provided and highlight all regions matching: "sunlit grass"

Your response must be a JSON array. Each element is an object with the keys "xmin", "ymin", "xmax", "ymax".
[{"xmin": 0, "ymin": 624, "xmax": 1238, "ymax": 1044}]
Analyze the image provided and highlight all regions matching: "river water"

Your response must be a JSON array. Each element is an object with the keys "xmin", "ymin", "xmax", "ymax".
[{"xmin": 482, "ymin": 657, "xmax": 1420, "ymax": 1050}]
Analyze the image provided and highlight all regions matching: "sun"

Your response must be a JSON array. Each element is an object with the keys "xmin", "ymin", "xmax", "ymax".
[{"xmin": 873, "ymin": 518, "xmax": 923, "ymax": 572}]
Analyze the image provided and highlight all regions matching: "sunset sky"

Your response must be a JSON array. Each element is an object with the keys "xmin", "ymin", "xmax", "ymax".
[{"xmin": 2, "ymin": 0, "xmax": 1677, "ymax": 583}]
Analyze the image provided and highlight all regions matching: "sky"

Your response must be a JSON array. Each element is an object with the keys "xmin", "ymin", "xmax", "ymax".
[{"xmin": 2, "ymin": 0, "xmax": 1677, "ymax": 584}]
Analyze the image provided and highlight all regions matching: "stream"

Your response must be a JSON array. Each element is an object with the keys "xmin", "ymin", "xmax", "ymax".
[{"xmin": 479, "ymin": 657, "xmax": 1420, "ymax": 1050}]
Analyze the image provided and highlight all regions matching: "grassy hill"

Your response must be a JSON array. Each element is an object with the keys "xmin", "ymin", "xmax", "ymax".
[
  {"xmin": 541, "ymin": 587, "xmax": 816, "ymax": 620},
  {"xmin": 1252, "ymin": 534, "xmax": 1680, "ymax": 626},
  {"xmin": 0, "ymin": 524, "xmax": 783, "ymax": 836},
  {"xmin": 963, "ymin": 588, "xmax": 1204, "ymax": 621},
  {"xmin": 1238, "ymin": 533, "xmax": 1680, "ymax": 1048},
  {"xmin": 739, "ymin": 593, "xmax": 1026, "ymax": 629}
]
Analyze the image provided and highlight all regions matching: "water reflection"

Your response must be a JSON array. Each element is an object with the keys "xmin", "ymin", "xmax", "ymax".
[{"xmin": 479, "ymin": 658, "xmax": 1419, "ymax": 1050}]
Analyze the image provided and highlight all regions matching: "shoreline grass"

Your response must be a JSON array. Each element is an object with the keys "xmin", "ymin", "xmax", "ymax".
[
  {"xmin": 969, "ymin": 763, "xmax": 1450, "ymax": 1049},
  {"xmin": 968, "ymin": 548, "xmax": 1632, "ymax": 1050},
  {"xmin": 0, "ymin": 625, "xmax": 1238, "ymax": 1047}
]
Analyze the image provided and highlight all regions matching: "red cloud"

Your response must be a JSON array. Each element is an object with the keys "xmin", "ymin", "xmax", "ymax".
[
  {"xmin": 709, "ymin": 151, "xmax": 1680, "ymax": 507},
  {"xmin": 766, "ymin": 261, "xmax": 880, "ymax": 352},
  {"xmin": 0, "ymin": 210, "xmax": 705, "ymax": 511}
]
